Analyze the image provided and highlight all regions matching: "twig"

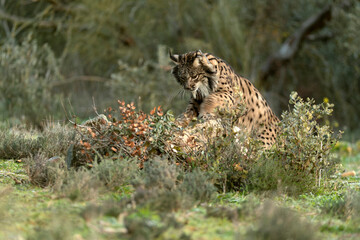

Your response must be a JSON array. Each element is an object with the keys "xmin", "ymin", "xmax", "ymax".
[{"xmin": 92, "ymin": 97, "xmax": 100, "ymax": 117}]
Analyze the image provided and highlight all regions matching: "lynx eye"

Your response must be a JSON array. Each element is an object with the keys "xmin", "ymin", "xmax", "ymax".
[{"xmin": 192, "ymin": 75, "xmax": 200, "ymax": 81}]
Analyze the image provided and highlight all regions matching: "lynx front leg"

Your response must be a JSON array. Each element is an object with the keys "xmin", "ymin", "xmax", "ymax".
[
  {"xmin": 198, "ymin": 92, "xmax": 234, "ymax": 121},
  {"xmin": 176, "ymin": 98, "xmax": 201, "ymax": 127}
]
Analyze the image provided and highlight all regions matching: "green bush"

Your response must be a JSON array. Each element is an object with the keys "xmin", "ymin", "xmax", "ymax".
[
  {"xmin": 197, "ymin": 129, "xmax": 262, "ymax": 192},
  {"xmin": 250, "ymin": 92, "xmax": 341, "ymax": 194},
  {"xmin": 28, "ymin": 157, "xmax": 103, "ymax": 201},
  {"xmin": 21, "ymin": 91, "xmax": 342, "ymax": 199},
  {"xmin": 27, "ymin": 151, "xmax": 140, "ymax": 200},
  {"xmin": 28, "ymin": 213, "xmax": 88, "ymax": 240}
]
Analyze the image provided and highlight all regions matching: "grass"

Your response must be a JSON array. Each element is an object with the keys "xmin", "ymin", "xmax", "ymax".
[{"xmin": 0, "ymin": 153, "xmax": 359, "ymax": 239}]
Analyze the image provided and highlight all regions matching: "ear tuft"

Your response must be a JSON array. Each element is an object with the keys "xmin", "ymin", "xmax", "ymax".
[{"xmin": 169, "ymin": 50, "xmax": 179, "ymax": 63}]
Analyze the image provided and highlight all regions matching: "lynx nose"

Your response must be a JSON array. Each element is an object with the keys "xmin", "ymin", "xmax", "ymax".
[{"xmin": 184, "ymin": 82, "xmax": 194, "ymax": 90}]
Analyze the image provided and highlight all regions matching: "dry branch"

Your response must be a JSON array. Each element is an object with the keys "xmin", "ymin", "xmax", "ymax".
[{"xmin": 259, "ymin": 5, "xmax": 332, "ymax": 83}]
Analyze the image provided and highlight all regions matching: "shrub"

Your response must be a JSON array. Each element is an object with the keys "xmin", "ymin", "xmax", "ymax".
[
  {"xmin": 27, "ymin": 151, "xmax": 139, "ymax": 201},
  {"xmin": 131, "ymin": 158, "xmax": 186, "ymax": 212},
  {"xmin": 0, "ymin": 122, "xmax": 76, "ymax": 160},
  {"xmin": 27, "ymin": 156, "xmax": 103, "ymax": 201},
  {"xmin": 0, "ymin": 127, "xmax": 42, "ymax": 159},
  {"xmin": 124, "ymin": 208, "xmax": 182, "ymax": 240},
  {"xmin": 68, "ymin": 91, "xmax": 341, "ymax": 195},
  {"xmin": 206, "ymin": 205, "xmax": 240, "ymax": 221},
  {"xmin": 246, "ymin": 200, "xmax": 318, "ymax": 240},
  {"xmin": 25, "ymin": 152, "xmax": 67, "ymax": 188},
  {"xmin": 91, "ymin": 158, "xmax": 139, "ymax": 191},
  {"xmin": 250, "ymin": 92, "xmax": 341, "ymax": 194},
  {"xmin": 40, "ymin": 122, "xmax": 78, "ymax": 158},
  {"xmin": 0, "ymin": 35, "xmax": 63, "ymax": 127},
  {"xmin": 197, "ymin": 128, "xmax": 262, "ymax": 192},
  {"xmin": 70, "ymin": 101, "xmax": 178, "ymax": 167},
  {"xmin": 180, "ymin": 169, "xmax": 216, "ymax": 205},
  {"xmin": 56, "ymin": 168, "xmax": 103, "ymax": 201},
  {"xmin": 132, "ymin": 157, "xmax": 216, "ymax": 212}
]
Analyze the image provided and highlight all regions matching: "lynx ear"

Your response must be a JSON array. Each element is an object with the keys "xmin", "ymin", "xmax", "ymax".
[
  {"xmin": 169, "ymin": 50, "xmax": 179, "ymax": 63},
  {"xmin": 193, "ymin": 55, "xmax": 201, "ymax": 67},
  {"xmin": 196, "ymin": 50, "xmax": 215, "ymax": 73}
]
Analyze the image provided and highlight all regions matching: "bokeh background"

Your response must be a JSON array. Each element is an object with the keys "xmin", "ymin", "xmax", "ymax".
[{"xmin": 0, "ymin": 0, "xmax": 359, "ymax": 139}]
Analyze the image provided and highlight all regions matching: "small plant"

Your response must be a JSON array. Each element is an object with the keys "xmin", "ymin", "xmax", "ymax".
[
  {"xmin": 206, "ymin": 205, "xmax": 240, "ymax": 221},
  {"xmin": 131, "ymin": 158, "xmax": 185, "ymax": 212},
  {"xmin": 26, "ymin": 152, "xmax": 103, "ymax": 201}
]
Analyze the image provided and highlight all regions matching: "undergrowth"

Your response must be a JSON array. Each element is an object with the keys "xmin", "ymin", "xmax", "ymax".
[{"xmin": 20, "ymin": 91, "xmax": 342, "ymax": 196}]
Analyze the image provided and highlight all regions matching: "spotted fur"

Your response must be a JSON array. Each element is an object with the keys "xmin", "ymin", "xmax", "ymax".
[{"xmin": 170, "ymin": 50, "xmax": 279, "ymax": 147}]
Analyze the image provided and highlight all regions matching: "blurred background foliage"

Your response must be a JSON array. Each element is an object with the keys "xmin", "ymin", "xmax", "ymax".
[{"xmin": 0, "ymin": 0, "xmax": 359, "ymax": 138}]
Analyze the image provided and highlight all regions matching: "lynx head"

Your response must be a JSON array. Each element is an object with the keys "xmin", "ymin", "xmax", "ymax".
[{"xmin": 170, "ymin": 50, "xmax": 217, "ymax": 99}]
